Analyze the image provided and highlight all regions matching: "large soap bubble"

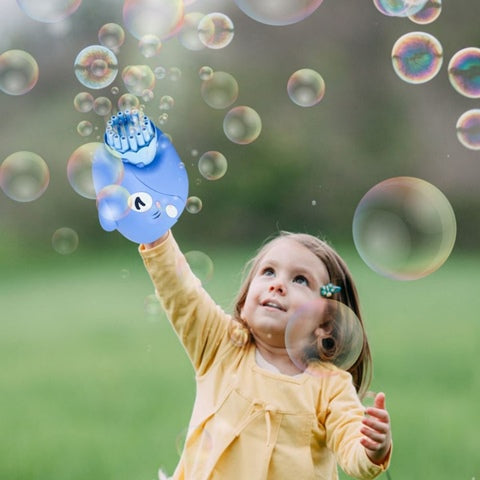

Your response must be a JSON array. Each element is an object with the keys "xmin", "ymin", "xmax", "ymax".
[
  {"xmin": 17, "ymin": 0, "xmax": 81, "ymax": 23},
  {"xmin": 74, "ymin": 45, "xmax": 118, "ymax": 89},
  {"xmin": 373, "ymin": 0, "xmax": 428, "ymax": 17},
  {"xmin": 234, "ymin": 0, "xmax": 324, "ymax": 26},
  {"xmin": 0, "ymin": 50, "xmax": 39, "ymax": 96},
  {"xmin": 200, "ymin": 71, "xmax": 238, "ymax": 109},
  {"xmin": 223, "ymin": 106, "xmax": 262, "ymax": 144},
  {"xmin": 198, "ymin": 12, "xmax": 234, "ymax": 49},
  {"xmin": 456, "ymin": 109, "xmax": 480, "ymax": 150},
  {"xmin": 287, "ymin": 68, "xmax": 325, "ymax": 107},
  {"xmin": 408, "ymin": 0, "xmax": 442, "ymax": 24},
  {"xmin": 353, "ymin": 177, "xmax": 456, "ymax": 280},
  {"xmin": 448, "ymin": 47, "xmax": 480, "ymax": 98}
]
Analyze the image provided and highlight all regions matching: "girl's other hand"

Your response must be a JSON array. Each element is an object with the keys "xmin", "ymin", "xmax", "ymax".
[{"xmin": 360, "ymin": 392, "xmax": 392, "ymax": 465}]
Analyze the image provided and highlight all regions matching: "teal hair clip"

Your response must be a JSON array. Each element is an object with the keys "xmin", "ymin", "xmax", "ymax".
[{"xmin": 320, "ymin": 283, "xmax": 341, "ymax": 298}]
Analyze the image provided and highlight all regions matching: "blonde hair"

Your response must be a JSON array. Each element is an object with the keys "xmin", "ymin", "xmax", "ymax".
[{"xmin": 233, "ymin": 231, "xmax": 372, "ymax": 397}]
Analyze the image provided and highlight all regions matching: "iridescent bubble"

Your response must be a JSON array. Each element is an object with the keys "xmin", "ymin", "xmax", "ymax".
[
  {"xmin": 391, "ymin": 31, "xmax": 443, "ymax": 84},
  {"xmin": 111, "ymin": 86, "xmax": 119, "ymax": 95},
  {"xmin": 77, "ymin": 120, "xmax": 93, "ymax": 137},
  {"xmin": 448, "ymin": 47, "xmax": 480, "ymax": 98},
  {"xmin": 17, "ymin": 0, "xmax": 81, "ymax": 23},
  {"xmin": 287, "ymin": 68, "xmax": 325, "ymax": 107},
  {"xmin": 73, "ymin": 91, "xmax": 94, "ymax": 112},
  {"xmin": 159, "ymin": 95, "xmax": 174, "ymax": 110},
  {"xmin": 372, "ymin": 0, "xmax": 428, "ymax": 17},
  {"xmin": 408, "ymin": 0, "xmax": 441, "ymax": 24},
  {"xmin": 157, "ymin": 112, "xmax": 168, "ymax": 125},
  {"xmin": 0, "ymin": 151, "xmax": 49, "ymax": 202},
  {"xmin": 352, "ymin": 177, "xmax": 456, "ymax": 280},
  {"xmin": 456, "ymin": 109, "xmax": 480, "ymax": 150},
  {"xmin": 200, "ymin": 71, "xmax": 238, "ymax": 109},
  {"xmin": 154, "ymin": 66, "xmax": 167, "ymax": 80},
  {"xmin": 142, "ymin": 89, "xmax": 154, "ymax": 102},
  {"xmin": 223, "ymin": 106, "xmax": 262, "ymax": 145},
  {"xmin": 138, "ymin": 34, "xmax": 162, "ymax": 58},
  {"xmin": 178, "ymin": 12, "xmax": 206, "ymax": 51},
  {"xmin": 168, "ymin": 67, "xmax": 182, "ymax": 82},
  {"xmin": 122, "ymin": 64, "xmax": 155, "ymax": 96},
  {"xmin": 0, "ymin": 50, "xmax": 39, "ymax": 95},
  {"xmin": 185, "ymin": 250, "xmax": 214, "ymax": 283},
  {"xmin": 117, "ymin": 93, "xmax": 140, "ymax": 110},
  {"xmin": 93, "ymin": 96, "xmax": 112, "ymax": 116},
  {"xmin": 122, "ymin": 0, "xmax": 184, "ymax": 40},
  {"xmin": 234, "ymin": 0, "xmax": 324, "ymax": 26},
  {"xmin": 198, "ymin": 12, "xmax": 234, "ymax": 50},
  {"xmin": 52, "ymin": 227, "xmax": 79, "ymax": 255},
  {"xmin": 74, "ymin": 45, "xmax": 118, "ymax": 89},
  {"xmin": 199, "ymin": 66, "xmax": 213, "ymax": 81},
  {"xmin": 98, "ymin": 23, "xmax": 125, "ymax": 52},
  {"xmin": 198, "ymin": 151, "xmax": 227, "ymax": 180},
  {"xmin": 186, "ymin": 196, "xmax": 203, "ymax": 214},
  {"xmin": 96, "ymin": 184, "xmax": 131, "ymax": 222},
  {"xmin": 285, "ymin": 299, "xmax": 364, "ymax": 376}
]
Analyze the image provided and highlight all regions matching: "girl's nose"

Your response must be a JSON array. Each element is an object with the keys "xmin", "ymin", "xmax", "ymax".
[{"xmin": 269, "ymin": 282, "xmax": 286, "ymax": 294}]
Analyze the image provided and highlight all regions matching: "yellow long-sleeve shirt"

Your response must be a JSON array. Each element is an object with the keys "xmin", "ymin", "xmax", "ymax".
[{"xmin": 140, "ymin": 233, "xmax": 390, "ymax": 480}]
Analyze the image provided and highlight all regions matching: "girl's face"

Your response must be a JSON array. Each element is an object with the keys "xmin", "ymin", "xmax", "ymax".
[{"xmin": 240, "ymin": 237, "xmax": 330, "ymax": 348}]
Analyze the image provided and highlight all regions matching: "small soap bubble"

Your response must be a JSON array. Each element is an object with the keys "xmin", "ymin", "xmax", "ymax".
[
  {"xmin": 74, "ymin": 45, "xmax": 118, "ymax": 89},
  {"xmin": 456, "ymin": 109, "xmax": 480, "ymax": 150},
  {"xmin": 93, "ymin": 96, "xmax": 112, "ymax": 116},
  {"xmin": 185, "ymin": 250, "xmax": 214, "ymax": 283},
  {"xmin": 122, "ymin": 0, "xmax": 184, "ymax": 40},
  {"xmin": 234, "ymin": 0, "xmax": 324, "ymax": 26},
  {"xmin": 141, "ymin": 89, "xmax": 154, "ymax": 102},
  {"xmin": 111, "ymin": 86, "xmax": 119, "ymax": 95},
  {"xmin": 285, "ymin": 299, "xmax": 364, "ymax": 376},
  {"xmin": 0, "ymin": 151, "xmax": 49, "ymax": 202},
  {"xmin": 117, "ymin": 93, "xmax": 140, "ymax": 110},
  {"xmin": 0, "ymin": 50, "xmax": 39, "ymax": 95},
  {"xmin": 223, "ymin": 106, "xmax": 262, "ymax": 145},
  {"xmin": 157, "ymin": 112, "xmax": 168, "ymax": 125},
  {"xmin": 168, "ymin": 67, "xmax": 182, "ymax": 82},
  {"xmin": 408, "ymin": 0, "xmax": 441, "ymax": 24},
  {"xmin": 391, "ymin": 31, "xmax": 443, "ymax": 84},
  {"xmin": 73, "ymin": 91, "xmax": 94, "ymax": 112},
  {"xmin": 186, "ymin": 196, "xmax": 203, "ymax": 214},
  {"xmin": 122, "ymin": 64, "xmax": 155, "ymax": 96},
  {"xmin": 352, "ymin": 177, "xmax": 456, "ymax": 280},
  {"xmin": 178, "ymin": 12, "xmax": 206, "ymax": 51},
  {"xmin": 138, "ymin": 34, "xmax": 162, "ymax": 58},
  {"xmin": 198, "ymin": 12, "xmax": 234, "ymax": 50},
  {"xmin": 199, "ymin": 66, "xmax": 213, "ymax": 81},
  {"xmin": 17, "ymin": 0, "xmax": 81, "ymax": 23},
  {"xmin": 159, "ymin": 95, "xmax": 174, "ymax": 110},
  {"xmin": 96, "ymin": 184, "xmax": 131, "ymax": 222},
  {"xmin": 144, "ymin": 293, "xmax": 162, "ymax": 316},
  {"xmin": 154, "ymin": 66, "xmax": 167, "ymax": 80},
  {"xmin": 77, "ymin": 120, "xmax": 93, "ymax": 137},
  {"xmin": 200, "ymin": 71, "xmax": 238, "ymax": 109},
  {"xmin": 198, "ymin": 151, "xmax": 227, "ymax": 180},
  {"xmin": 448, "ymin": 47, "xmax": 480, "ymax": 98},
  {"xmin": 373, "ymin": 0, "xmax": 428, "ymax": 17},
  {"xmin": 98, "ymin": 23, "xmax": 125, "ymax": 52},
  {"xmin": 287, "ymin": 68, "xmax": 325, "ymax": 107},
  {"xmin": 52, "ymin": 227, "xmax": 79, "ymax": 255}
]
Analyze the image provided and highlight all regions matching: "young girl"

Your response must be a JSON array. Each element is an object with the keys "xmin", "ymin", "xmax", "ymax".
[{"xmin": 140, "ymin": 230, "xmax": 392, "ymax": 480}]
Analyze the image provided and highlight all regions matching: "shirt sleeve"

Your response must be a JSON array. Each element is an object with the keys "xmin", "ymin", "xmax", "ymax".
[
  {"xmin": 321, "ymin": 370, "xmax": 391, "ymax": 479},
  {"xmin": 139, "ymin": 232, "xmax": 232, "ymax": 375}
]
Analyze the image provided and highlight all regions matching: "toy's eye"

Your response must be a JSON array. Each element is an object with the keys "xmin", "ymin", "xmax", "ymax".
[{"xmin": 128, "ymin": 192, "xmax": 153, "ymax": 212}]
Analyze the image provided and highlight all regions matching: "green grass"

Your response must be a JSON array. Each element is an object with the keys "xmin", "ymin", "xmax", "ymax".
[{"xmin": 1, "ymin": 244, "xmax": 479, "ymax": 480}]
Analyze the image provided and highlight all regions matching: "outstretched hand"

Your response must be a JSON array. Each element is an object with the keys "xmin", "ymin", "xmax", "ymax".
[{"xmin": 360, "ymin": 392, "xmax": 392, "ymax": 465}]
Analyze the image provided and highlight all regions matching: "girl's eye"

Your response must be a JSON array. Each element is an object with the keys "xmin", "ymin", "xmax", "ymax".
[
  {"xmin": 262, "ymin": 267, "xmax": 274, "ymax": 277},
  {"xmin": 293, "ymin": 275, "xmax": 309, "ymax": 286}
]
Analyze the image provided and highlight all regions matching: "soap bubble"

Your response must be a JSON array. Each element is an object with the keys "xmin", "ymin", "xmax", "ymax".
[
  {"xmin": 96, "ymin": 184, "xmax": 131, "ymax": 222},
  {"xmin": 285, "ymin": 299, "xmax": 364, "ymax": 375},
  {"xmin": 167, "ymin": 67, "xmax": 181, "ymax": 82},
  {"xmin": 178, "ymin": 12, "xmax": 206, "ymax": 51},
  {"xmin": 74, "ymin": 45, "xmax": 118, "ymax": 89},
  {"xmin": 159, "ymin": 95, "xmax": 174, "ymax": 110},
  {"xmin": 144, "ymin": 293, "xmax": 162, "ymax": 316},
  {"xmin": 198, "ymin": 12, "xmax": 234, "ymax": 49},
  {"xmin": 186, "ymin": 196, "xmax": 203, "ymax": 214},
  {"xmin": 408, "ymin": 0, "xmax": 441, "ymax": 24},
  {"xmin": 52, "ymin": 227, "xmax": 79, "ymax": 255},
  {"xmin": 456, "ymin": 109, "xmax": 480, "ymax": 150},
  {"xmin": 391, "ymin": 31, "xmax": 443, "ymax": 84},
  {"xmin": 185, "ymin": 250, "xmax": 214, "ymax": 283},
  {"xmin": 372, "ymin": 0, "xmax": 428, "ymax": 17},
  {"xmin": 223, "ymin": 106, "xmax": 262, "ymax": 145},
  {"xmin": 198, "ymin": 151, "xmax": 227, "ymax": 180},
  {"xmin": 122, "ymin": 0, "xmax": 184, "ymax": 40},
  {"xmin": 199, "ymin": 66, "xmax": 213, "ymax": 81},
  {"xmin": 353, "ymin": 177, "xmax": 456, "ymax": 280},
  {"xmin": 93, "ymin": 96, "xmax": 112, "ymax": 116},
  {"xmin": 200, "ymin": 71, "xmax": 238, "ymax": 109},
  {"xmin": 17, "ymin": 0, "xmax": 81, "ymax": 23},
  {"xmin": 98, "ymin": 23, "xmax": 125, "ymax": 52},
  {"xmin": 234, "ymin": 0, "xmax": 324, "ymax": 26},
  {"xmin": 154, "ymin": 66, "xmax": 167, "ymax": 80},
  {"xmin": 448, "ymin": 47, "xmax": 480, "ymax": 98},
  {"xmin": 138, "ymin": 34, "xmax": 162, "ymax": 58},
  {"xmin": 122, "ymin": 64, "xmax": 155, "ymax": 96},
  {"xmin": 0, "ymin": 50, "xmax": 39, "ymax": 95},
  {"xmin": 73, "ymin": 91, "xmax": 94, "ymax": 112},
  {"xmin": 117, "ymin": 93, "xmax": 140, "ymax": 110},
  {"xmin": 287, "ymin": 68, "xmax": 325, "ymax": 107},
  {"xmin": 77, "ymin": 120, "xmax": 93, "ymax": 137},
  {"xmin": 0, "ymin": 151, "xmax": 49, "ymax": 202}
]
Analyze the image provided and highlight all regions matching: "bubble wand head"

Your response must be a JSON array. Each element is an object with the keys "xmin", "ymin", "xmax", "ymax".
[{"xmin": 92, "ymin": 109, "xmax": 189, "ymax": 244}]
